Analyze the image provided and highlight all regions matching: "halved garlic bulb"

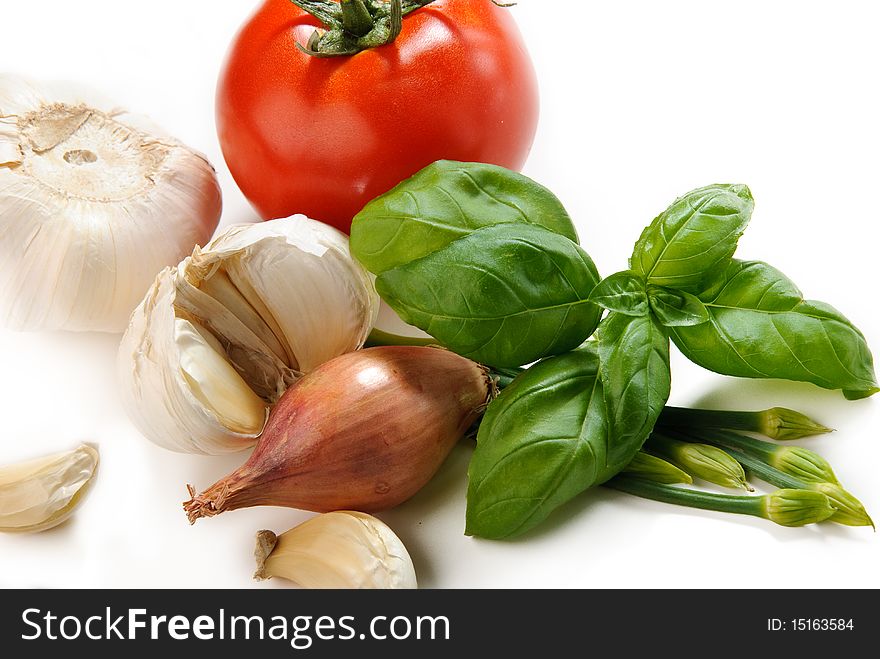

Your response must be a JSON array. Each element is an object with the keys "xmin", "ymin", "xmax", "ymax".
[
  {"xmin": 0, "ymin": 75, "xmax": 221, "ymax": 332},
  {"xmin": 118, "ymin": 216, "xmax": 379, "ymax": 455}
]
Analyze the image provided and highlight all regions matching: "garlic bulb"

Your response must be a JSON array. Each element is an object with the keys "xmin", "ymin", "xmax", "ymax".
[
  {"xmin": 0, "ymin": 75, "xmax": 221, "ymax": 332},
  {"xmin": 254, "ymin": 512, "xmax": 418, "ymax": 589},
  {"xmin": 118, "ymin": 216, "xmax": 379, "ymax": 455},
  {"xmin": 0, "ymin": 444, "xmax": 99, "ymax": 533}
]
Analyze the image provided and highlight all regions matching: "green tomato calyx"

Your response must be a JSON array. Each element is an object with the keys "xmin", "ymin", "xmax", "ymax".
[{"xmin": 290, "ymin": 0, "xmax": 431, "ymax": 58}]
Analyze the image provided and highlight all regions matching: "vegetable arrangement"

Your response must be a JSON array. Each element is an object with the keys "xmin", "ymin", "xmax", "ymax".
[{"xmin": 0, "ymin": 0, "xmax": 876, "ymax": 591}]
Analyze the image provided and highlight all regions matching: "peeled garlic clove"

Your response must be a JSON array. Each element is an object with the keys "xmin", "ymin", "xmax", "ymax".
[
  {"xmin": 0, "ymin": 75, "xmax": 221, "ymax": 332},
  {"xmin": 0, "ymin": 444, "xmax": 99, "ymax": 533},
  {"xmin": 254, "ymin": 512, "xmax": 417, "ymax": 589},
  {"xmin": 118, "ymin": 216, "xmax": 379, "ymax": 455}
]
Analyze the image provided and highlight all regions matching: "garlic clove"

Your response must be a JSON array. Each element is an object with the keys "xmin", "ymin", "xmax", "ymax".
[
  {"xmin": 175, "ymin": 318, "xmax": 267, "ymax": 436},
  {"xmin": 193, "ymin": 269, "xmax": 290, "ymax": 366},
  {"xmin": 209, "ymin": 219, "xmax": 378, "ymax": 374},
  {"xmin": 118, "ymin": 267, "xmax": 265, "ymax": 455},
  {"xmin": 118, "ymin": 216, "xmax": 379, "ymax": 455},
  {"xmin": 0, "ymin": 75, "xmax": 221, "ymax": 332},
  {"xmin": 254, "ymin": 512, "xmax": 417, "ymax": 589},
  {"xmin": 0, "ymin": 444, "xmax": 99, "ymax": 533}
]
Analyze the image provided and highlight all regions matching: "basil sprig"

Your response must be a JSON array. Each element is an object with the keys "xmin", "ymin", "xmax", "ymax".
[{"xmin": 352, "ymin": 164, "xmax": 878, "ymax": 540}]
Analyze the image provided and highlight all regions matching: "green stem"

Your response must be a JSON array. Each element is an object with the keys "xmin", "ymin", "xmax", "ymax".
[
  {"xmin": 718, "ymin": 447, "xmax": 804, "ymax": 490},
  {"xmin": 290, "ymin": 0, "xmax": 439, "ymax": 57},
  {"xmin": 489, "ymin": 365, "xmax": 525, "ymax": 381},
  {"xmin": 720, "ymin": 447, "xmax": 873, "ymax": 528},
  {"xmin": 606, "ymin": 477, "xmax": 760, "ymax": 517},
  {"xmin": 400, "ymin": 0, "xmax": 439, "ymax": 17},
  {"xmin": 366, "ymin": 327, "xmax": 435, "ymax": 348},
  {"xmin": 658, "ymin": 406, "xmax": 759, "ymax": 433},
  {"xmin": 607, "ymin": 477, "xmax": 836, "ymax": 527},
  {"xmin": 657, "ymin": 406, "xmax": 832, "ymax": 440},
  {"xmin": 366, "ymin": 329, "xmax": 520, "ymax": 388},
  {"xmin": 341, "ymin": 0, "xmax": 375, "ymax": 36},
  {"xmin": 667, "ymin": 427, "xmax": 838, "ymax": 485},
  {"xmin": 667, "ymin": 427, "xmax": 775, "ymax": 461},
  {"xmin": 490, "ymin": 371, "xmax": 516, "ymax": 390},
  {"xmin": 290, "ymin": 0, "xmax": 341, "ymax": 25}
]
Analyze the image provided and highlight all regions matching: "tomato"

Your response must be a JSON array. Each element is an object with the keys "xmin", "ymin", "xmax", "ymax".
[{"xmin": 217, "ymin": 0, "xmax": 539, "ymax": 234}]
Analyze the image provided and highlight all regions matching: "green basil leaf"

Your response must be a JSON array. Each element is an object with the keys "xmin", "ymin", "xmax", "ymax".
[
  {"xmin": 597, "ymin": 313, "xmax": 672, "ymax": 458},
  {"xmin": 376, "ymin": 224, "xmax": 602, "ymax": 367},
  {"xmin": 351, "ymin": 160, "xmax": 578, "ymax": 274},
  {"xmin": 630, "ymin": 184, "xmax": 754, "ymax": 292},
  {"xmin": 588, "ymin": 270, "xmax": 649, "ymax": 316},
  {"xmin": 671, "ymin": 260, "xmax": 879, "ymax": 399},
  {"xmin": 647, "ymin": 285, "xmax": 711, "ymax": 327},
  {"xmin": 466, "ymin": 347, "xmax": 610, "ymax": 540}
]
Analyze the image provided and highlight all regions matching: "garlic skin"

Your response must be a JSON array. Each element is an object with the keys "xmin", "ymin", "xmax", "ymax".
[
  {"xmin": 118, "ymin": 216, "xmax": 379, "ymax": 455},
  {"xmin": 0, "ymin": 444, "xmax": 99, "ymax": 533},
  {"xmin": 0, "ymin": 75, "xmax": 221, "ymax": 332},
  {"xmin": 254, "ymin": 512, "xmax": 417, "ymax": 589}
]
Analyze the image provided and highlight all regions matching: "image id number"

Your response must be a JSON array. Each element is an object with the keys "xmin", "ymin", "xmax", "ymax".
[{"xmin": 768, "ymin": 618, "xmax": 854, "ymax": 632}]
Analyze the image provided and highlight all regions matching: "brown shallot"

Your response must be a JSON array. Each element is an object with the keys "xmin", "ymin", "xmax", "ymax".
[{"xmin": 185, "ymin": 346, "xmax": 493, "ymax": 522}]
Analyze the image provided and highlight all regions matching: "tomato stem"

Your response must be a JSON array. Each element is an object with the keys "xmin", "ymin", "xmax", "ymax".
[
  {"xmin": 340, "ymin": 0, "xmax": 375, "ymax": 37},
  {"xmin": 290, "ymin": 0, "xmax": 341, "ymax": 25},
  {"xmin": 290, "ymin": 0, "xmax": 511, "ymax": 57}
]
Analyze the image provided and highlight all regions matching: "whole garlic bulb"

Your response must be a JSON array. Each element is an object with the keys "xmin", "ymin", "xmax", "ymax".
[
  {"xmin": 118, "ymin": 216, "xmax": 379, "ymax": 455},
  {"xmin": 0, "ymin": 75, "xmax": 221, "ymax": 332}
]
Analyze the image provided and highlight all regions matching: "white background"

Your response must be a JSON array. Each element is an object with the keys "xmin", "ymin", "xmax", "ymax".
[{"xmin": 1, "ymin": 0, "xmax": 878, "ymax": 588}]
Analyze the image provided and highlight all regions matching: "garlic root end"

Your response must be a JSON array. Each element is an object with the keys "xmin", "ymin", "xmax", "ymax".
[{"xmin": 253, "ymin": 530, "xmax": 279, "ymax": 581}]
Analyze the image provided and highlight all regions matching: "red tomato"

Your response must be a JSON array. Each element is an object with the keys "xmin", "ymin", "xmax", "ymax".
[{"xmin": 217, "ymin": 0, "xmax": 539, "ymax": 233}]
